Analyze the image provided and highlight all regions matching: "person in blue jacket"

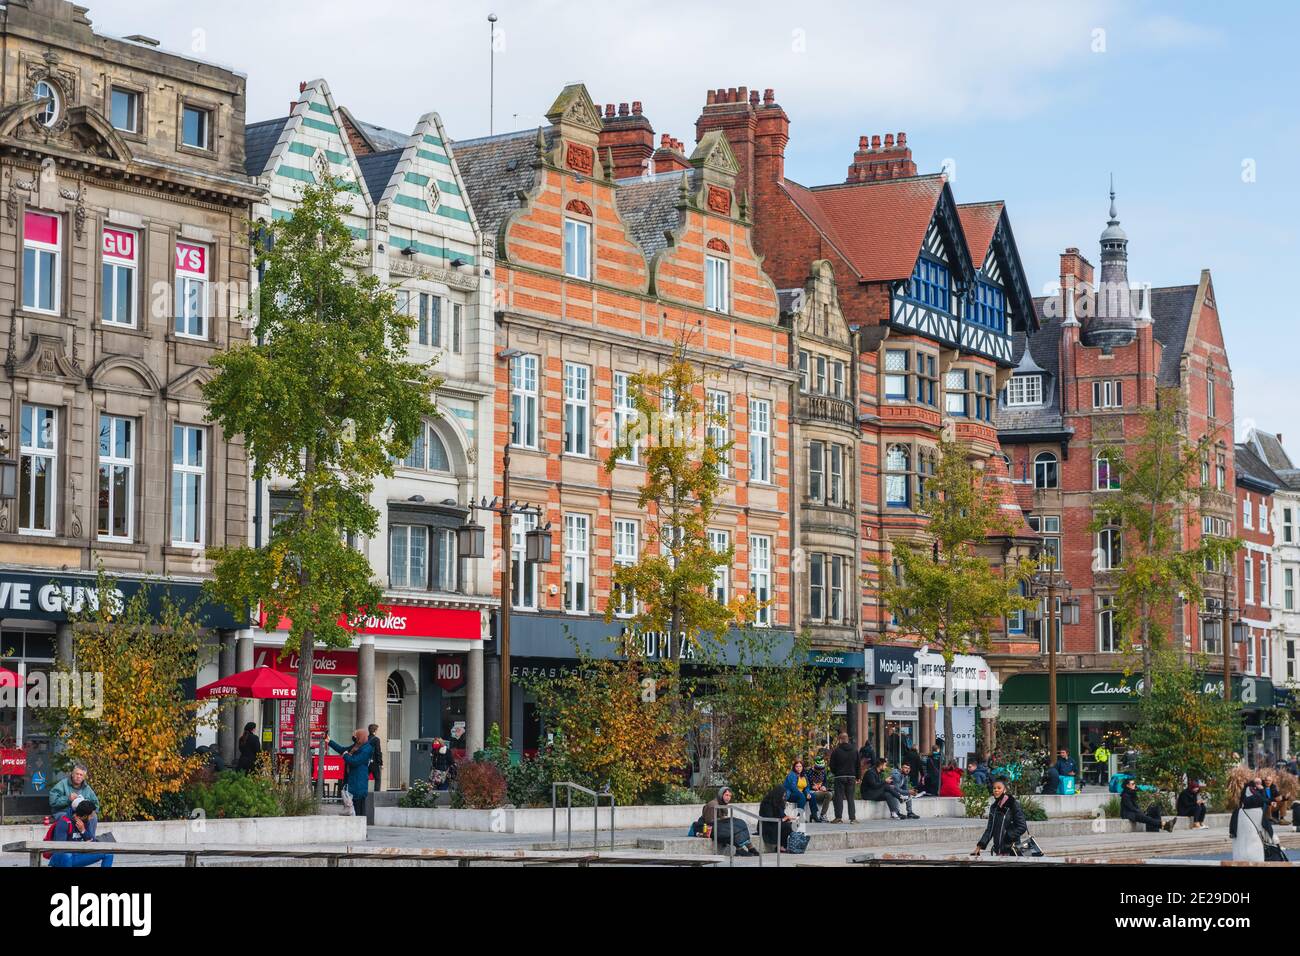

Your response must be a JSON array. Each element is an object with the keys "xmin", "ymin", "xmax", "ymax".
[
  {"xmin": 783, "ymin": 758, "xmax": 810, "ymax": 818},
  {"xmin": 326, "ymin": 728, "xmax": 375, "ymax": 817}
]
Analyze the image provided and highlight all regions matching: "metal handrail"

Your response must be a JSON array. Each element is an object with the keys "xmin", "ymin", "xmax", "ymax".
[
  {"xmin": 551, "ymin": 782, "xmax": 616, "ymax": 851},
  {"xmin": 711, "ymin": 804, "xmax": 791, "ymax": 868}
]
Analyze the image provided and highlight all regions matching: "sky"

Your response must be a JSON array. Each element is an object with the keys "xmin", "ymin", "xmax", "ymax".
[{"xmin": 85, "ymin": 0, "xmax": 1300, "ymax": 444}]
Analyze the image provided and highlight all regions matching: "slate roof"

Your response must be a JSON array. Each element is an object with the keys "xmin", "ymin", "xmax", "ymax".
[
  {"xmin": 780, "ymin": 174, "xmax": 948, "ymax": 282},
  {"xmin": 356, "ymin": 149, "xmax": 402, "ymax": 205},
  {"xmin": 451, "ymin": 128, "xmax": 557, "ymax": 242},
  {"xmin": 956, "ymin": 201, "xmax": 1003, "ymax": 265},
  {"xmin": 244, "ymin": 116, "xmax": 289, "ymax": 177},
  {"xmin": 346, "ymin": 113, "xmax": 410, "ymax": 152},
  {"xmin": 1235, "ymin": 442, "xmax": 1282, "ymax": 492},
  {"xmin": 613, "ymin": 170, "xmax": 695, "ymax": 261},
  {"xmin": 1246, "ymin": 430, "xmax": 1300, "ymax": 491},
  {"xmin": 1148, "ymin": 284, "xmax": 1198, "ymax": 385}
]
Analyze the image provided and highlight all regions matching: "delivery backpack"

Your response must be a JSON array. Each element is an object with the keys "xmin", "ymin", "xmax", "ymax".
[{"xmin": 786, "ymin": 831, "xmax": 810, "ymax": 854}]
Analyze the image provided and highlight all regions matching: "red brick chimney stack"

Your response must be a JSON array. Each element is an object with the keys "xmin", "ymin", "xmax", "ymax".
[
  {"xmin": 653, "ymin": 133, "xmax": 691, "ymax": 174},
  {"xmin": 845, "ymin": 131, "xmax": 916, "ymax": 182},
  {"xmin": 599, "ymin": 100, "xmax": 656, "ymax": 181},
  {"xmin": 694, "ymin": 85, "xmax": 788, "ymax": 209}
]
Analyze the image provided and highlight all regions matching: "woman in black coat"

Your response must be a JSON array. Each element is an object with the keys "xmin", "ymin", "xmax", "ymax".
[
  {"xmin": 236, "ymin": 722, "xmax": 260, "ymax": 773},
  {"xmin": 1120, "ymin": 778, "xmax": 1173, "ymax": 832},
  {"xmin": 973, "ymin": 778, "xmax": 1027, "ymax": 855},
  {"xmin": 758, "ymin": 785, "xmax": 794, "ymax": 851},
  {"xmin": 1176, "ymin": 782, "xmax": 1207, "ymax": 828}
]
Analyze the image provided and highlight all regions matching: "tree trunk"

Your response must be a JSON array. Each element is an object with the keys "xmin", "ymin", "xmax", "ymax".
[
  {"xmin": 290, "ymin": 446, "xmax": 317, "ymax": 798},
  {"xmin": 942, "ymin": 668, "xmax": 954, "ymax": 763}
]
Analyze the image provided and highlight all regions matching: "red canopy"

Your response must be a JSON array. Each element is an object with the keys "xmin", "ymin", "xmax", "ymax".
[
  {"xmin": 195, "ymin": 665, "xmax": 332, "ymax": 702},
  {"xmin": 0, "ymin": 667, "xmax": 18, "ymax": 689}
]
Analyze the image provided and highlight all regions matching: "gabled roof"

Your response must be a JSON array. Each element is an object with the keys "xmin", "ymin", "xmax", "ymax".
[
  {"xmin": 1148, "ymin": 285, "xmax": 1198, "ymax": 385},
  {"xmin": 780, "ymin": 173, "xmax": 971, "ymax": 284},
  {"xmin": 244, "ymin": 116, "xmax": 289, "ymax": 178},
  {"xmin": 1247, "ymin": 429, "xmax": 1300, "ymax": 492},
  {"xmin": 1235, "ymin": 442, "xmax": 1281, "ymax": 493},
  {"xmin": 356, "ymin": 150, "xmax": 402, "ymax": 208},
  {"xmin": 338, "ymin": 108, "xmax": 410, "ymax": 153},
  {"xmin": 956, "ymin": 201, "xmax": 1003, "ymax": 265},
  {"xmin": 452, "ymin": 128, "xmax": 557, "ymax": 242}
]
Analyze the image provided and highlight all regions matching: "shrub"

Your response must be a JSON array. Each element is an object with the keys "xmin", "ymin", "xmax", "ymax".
[
  {"xmin": 454, "ymin": 759, "xmax": 506, "ymax": 809},
  {"xmin": 1102, "ymin": 795, "xmax": 1122, "ymax": 818},
  {"xmin": 188, "ymin": 770, "xmax": 279, "ymax": 819},
  {"xmin": 399, "ymin": 777, "xmax": 440, "ymax": 809},
  {"xmin": 1019, "ymin": 794, "xmax": 1047, "ymax": 822},
  {"xmin": 641, "ymin": 781, "xmax": 701, "ymax": 806},
  {"xmin": 961, "ymin": 782, "xmax": 991, "ymax": 818}
]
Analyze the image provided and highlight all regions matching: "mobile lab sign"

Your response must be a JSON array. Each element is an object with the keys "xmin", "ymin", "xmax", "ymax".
[{"xmin": 0, "ymin": 570, "xmax": 242, "ymax": 628}]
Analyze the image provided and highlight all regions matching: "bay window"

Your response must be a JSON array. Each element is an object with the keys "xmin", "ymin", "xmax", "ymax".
[
  {"xmin": 885, "ymin": 444, "xmax": 911, "ymax": 508},
  {"xmin": 945, "ymin": 369, "xmax": 968, "ymax": 416},
  {"xmin": 808, "ymin": 441, "xmax": 824, "ymax": 502},
  {"xmin": 809, "ymin": 553, "xmax": 825, "ymax": 620}
]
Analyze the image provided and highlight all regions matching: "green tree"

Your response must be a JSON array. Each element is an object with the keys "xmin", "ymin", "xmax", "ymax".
[
  {"xmin": 879, "ymin": 440, "xmax": 1036, "ymax": 762},
  {"xmin": 46, "ymin": 573, "xmax": 215, "ymax": 820},
  {"xmin": 1091, "ymin": 389, "xmax": 1240, "ymax": 690},
  {"xmin": 603, "ymin": 343, "xmax": 747, "ymax": 644},
  {"xmin": 204, "ymin": 178, "xmax": 437, "ymax": 792},
  {"xmin": 1130, "ymin": 644, "xmax": 1240, "ymax": 791}
]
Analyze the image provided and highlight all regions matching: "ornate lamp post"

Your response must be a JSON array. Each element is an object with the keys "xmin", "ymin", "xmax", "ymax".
[
  {"xmin": 1027, "ymin": 547, "xmax": 1079, "ymax": 757},
  {"xmin": 0, "ymin": 425, "xmax": 17, "ymax": 502}
]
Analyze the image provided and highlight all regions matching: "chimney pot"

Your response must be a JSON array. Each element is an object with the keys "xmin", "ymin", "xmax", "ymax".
[
  {"xmin": 763, "ymin": 88, "xmax": 775, "ymax": 105},
  {"xmin": 605, "ymin": 104, "xmax": 615, "ymax": 118},
  {"xmin": 749, "ymin": 90, "xmax": 759, "ymax": 105},
  {"xmin": 859, "ymin": 135, "xmax": 868, "ymax": 149},
  {"xmin": 707, "ymin": 90, "xmax": 717, "ymax": 105},
  {"xmin": 871, "ymin": 135, "xmax": 882, "ymax": 149},
  {"xmin": 728, "ymin": 87, "xmax": 737, "ymax": 101},
  {"xmin": 1277, "ymin": 433, "xmax": 1284, "ymax": 443},
  {"xmin": 618, "ymin": 102, "xmax": 629, "ymax": 117},
  {"xmin": 898, "ymin": 132, "xmax": 907, "ymax": 145},
  {"xmin": 299, "ymin": 81, "xmax": 307, "ymax": 93},
  {"xmin": 632, "ymin": 101, "xmax": 642, "ymax": 115},
  {"xmin": 738, "ymin": 86, "xmax": 747, "ymax": 101},
  {"xmin": 661, "ymin": 133, "xmax": 670, "ymax": 147},
  {"xmin": 884, "ymin": 133, "xmax": 894, "ymax": 148}
]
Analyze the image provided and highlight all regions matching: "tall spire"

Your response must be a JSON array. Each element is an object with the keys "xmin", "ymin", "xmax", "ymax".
[{"xmin": 1086, "ymin": 174, "xmax": 1137, "ymax": 345}]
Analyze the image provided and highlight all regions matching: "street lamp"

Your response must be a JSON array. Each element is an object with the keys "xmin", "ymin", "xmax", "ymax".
[
  {"xmin": 1029, "ymin": 546, "xmax": 1074, "ymax": 757},
  {"xmin": 0, "ymin": 425, "xmax": 16, "ymax": 501}
]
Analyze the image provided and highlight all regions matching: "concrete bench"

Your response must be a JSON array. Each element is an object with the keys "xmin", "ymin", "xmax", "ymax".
[{"xmin": 1, "ymin": 840, "xmax": 724, "ymax": 868}]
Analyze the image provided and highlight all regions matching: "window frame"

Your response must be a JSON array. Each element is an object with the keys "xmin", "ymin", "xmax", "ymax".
[
  {"xmin": 100, "ymin": 225, "xmax": 139, "ymax": 327},
  {"xmin": 170, "ymin": 424, "xmax": 207, "ymax": 548},
  {"xmin": 885, "ymin": 443, "xmax": 911, "ymax": 509},
  {"xmin": 748, "ymin": 398, "xmax": 772, "ymax": 484},
  {"xmin": 706, "ymin": 388, "xmax": 730, "ymax": 478},
  {"xmin": 613, "ymin": 371, "xmax": 640, "ymax": 465},
  {"xmin": 1034, "ymin": 452, "xmax": 1059, "ymax": 490},
  {"xmin": 1097, "ymin": 524, "xmax": 1123, "ymax": 571},
  {"xmin": 563, "ymin": 216, "xmax": 592, "ymax": 280},
  {"xmin": 708, "ymin": 529, "xmax": 730, "ymax": 605},
  {"xmin": 612, "ymin": 517, "xmax": 639, "ymax": 618},
  {"xmin": 388, "ymin": 523, "xmax": 430, "ymax": 590},
  {"xmin": 1094, "ymin": 452, "xmax": 1121, "ymax": 491},
  {"xmin": 750, "ymin": 533, "xmax": 772, "ymax": 627},
  {"xmin": 509, "ymin": 354, "xmax": 539, "ymax": 449},
  {"xmin": 1097, "ymin": 596, "xmax": 1120, "ymax": 653},
  {"xmin": 173, "ymin": 240, "xmax": 210, "ymax": 339},
  {"xmin": 97, "ymin": 414, "xmax": 135, "ymax": 542},
  {"xmin": 511, "ymin": 512, "xmax": 539, "ymax": 610},
  {"xmin": 562, "ymin": 361, "xmax": 590, "ymax": 457},
  {"xmin": 22, "ymin": 211, "xmax": 62, "ymax": 315},
  {"xmin": 563, "ymin": 513, "xmax": 590, "ymax": 614},
  {"xmin": 180, "ymin": 102, "xmax": 212, "ymax": 152},
  {"xmin": 19, "ymin": 403, "xmax": 58, "ymax": 536},
  {"xmin": 705, "ymin": 254, "xmax": 730, "ymax": 313},
  {"xmin": 944, "ymin": 367, "xmax": 969, "ymax": 417},
  {"xmin": 1005, "ymin": 375, "xmax": 1043, "ymax": 407},
  {"xmin": 109, "ymin": 86, "xmax": 141, "ymax": 134}
]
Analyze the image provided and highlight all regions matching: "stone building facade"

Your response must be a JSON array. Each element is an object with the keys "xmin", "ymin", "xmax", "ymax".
[{"xmin": 0, "ymin": 0, "xmax": 257, "ymax": 791}]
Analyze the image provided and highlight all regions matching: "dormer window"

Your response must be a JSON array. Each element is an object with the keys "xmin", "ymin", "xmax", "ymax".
[
  {"xmin": 971, "ymin": 280, "xmax": 1006, "ymax": 333},
  {"xmin": 908, "ymin": 257, "xmax": 950, "ymax": 311},
  {"xmin": 1005, "ymin": 375, "xmax": 1043, "ymax": 406}
]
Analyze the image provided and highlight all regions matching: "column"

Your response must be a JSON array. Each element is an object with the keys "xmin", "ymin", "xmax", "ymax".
[
  {"xmin": 55, "ymin": 622, "xmax": 74, "ymax": 668},
  {"xmin": 981, "ymin": 717, "xmax": 997, "ymax": 757},
  {"xmin": 235, "ymin": 630, "xmax": 255, "ymax": 746},
  {"xmin": 357, "ymin": 635, "xmax": 376, "ymax": 729},
  {"xmin": 484, "ymin": 654, "xmax": 501, "ymax": 744},
  {"xmin": 218, "ymin": 630, "xmax": 237, "ymax": 765},
  {"xmin": 467, "ymin": 644, "xmax": 484, "ymax": 754}
]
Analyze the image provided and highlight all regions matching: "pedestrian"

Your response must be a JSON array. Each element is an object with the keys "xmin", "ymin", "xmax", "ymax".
[
  {"xmin": 702, "ymin": 785, "xmax": 758, "ymax": 856},
  {"xmin": 326, "ymin": 728, "xmax": 374, "ymax": 818},
  {"xmin": 1046, "ymin": 747, "xmax": 1078, "ymax": 794},
  {"xmin": 972, "ymin": 777, "xmax": 1027, "ymax": 856},
  {"xmin": 888, "ymin": 760, "xmax": 920, "ymax": 819},
  {"xmin": 1176, "ymin": 780, "xmax": 1207, "ymax": 829},
  {"xmin": 758, "ymin": 783, "xmax": 795, "ymax": 852},
  {"xmin": 805, "ymin": 752, "xmax": 834, "ymax": 822},
  {"xmin": 48, "ymin": 798, "xmax": 113, "ymax": 868},
  {"xmin": 863, "ymin": 757, "xmax": 905, "ymax": 820},
  {"xmin": 966, "ymin": 758, "xmax": 991, "ymax": 788},
  {"xmin": 783, "ymin": 757, "xmax": 811, "ymax": 822},
  {"xmin": 236, "ymin": 722, "xmax": 260, "ymax": 773},
  {"xmin": 922, "ymin": 745, "xmax": 942, "ymax": 796},
  {"xmin": 1120, "ymin": 777, "xmax": 1174, "ymax": 832},
  {"xmin": 48, "ymin": 763, "xmax": 98, "ymax": 816},
  {"xmin": 367, "ymin": 722, "xmax": 383, "ymax": 792},
  {"xmin": 940, "ymin": 759, "xmax": 964, "ymax": 797},
  {"xmin": 903, "ymin": 743, "xmax": 923, "ymax": 791},
  {"xmin": 1231, "ymin": 777, "xmax": 1274, "ymax": 861},
  {"xmin": 828, "ymin": 731, "xmax": 858, "ymax": 824}
]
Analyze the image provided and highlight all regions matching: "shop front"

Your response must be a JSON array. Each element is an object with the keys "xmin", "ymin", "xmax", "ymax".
[
  {"xmin": 0, "ymin": 568, "xmax": 243, "ymax": 799},
  {"xmin": 254, "ymin": 600, "xmax": 486, "ymax": 789},
  {"xmin": 492, "ymin": 614, "xmax": 797, "ymax": 757},
  {"xmin": 999, "ymin": 671, "xmax": 1276, "ymax": 783}
]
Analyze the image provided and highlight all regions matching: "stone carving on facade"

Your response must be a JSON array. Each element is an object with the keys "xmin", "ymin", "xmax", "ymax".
[
  {"xmin": 59, "ymin": 183, "xmax": 87, "ymax": 239},
  {"xmin": 24, "ymin": 61, "xmax": 78, "ymax": 137},
  {"xmin": 10, "ymin": 333, "xmax": 84, "ymax": 383},
  {"xmin": 313, "ymin": 148, "xmax": 330, "ymax": 184}
]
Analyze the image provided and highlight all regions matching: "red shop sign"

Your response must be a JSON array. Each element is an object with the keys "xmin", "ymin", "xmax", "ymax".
[
  {"xmin": 175, "ymin": 241, "xmax": 207, "ymax": 277},
  {"xmin": 102, "ymin": 227, "xmax": 136, "ymax": 263},
  {"xmin": 0, "ymin": 748, "xmax": 27, "ymax": 776},
  {"xmin": 254, "ymin": 647, "xmax": 358, "ymax": 677},
  {"xmin": 433, "ymin": 655, "xmax": 466, "ymax": 692},
  {"xmin": 264, "ymin": 604, "xmax": 480, "ymax": 642}
]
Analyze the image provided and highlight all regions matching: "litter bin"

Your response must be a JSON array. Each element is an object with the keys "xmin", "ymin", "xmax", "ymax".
[{"xmin": 409, "ymin": 738, "xmax": 435, "ymax": 783}]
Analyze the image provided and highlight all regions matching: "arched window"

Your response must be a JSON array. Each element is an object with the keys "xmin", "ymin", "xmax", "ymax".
[
  {"xmin": 885, "ymin": 444, "xmax": 910, "ymax": 508},
  {"xmin": 400, "ymin": 422, "xmax": 451, "ymax": 472},
  {"xmin": 1034, "ymin": 452, "xmax": 1058, "ymax": 489}
]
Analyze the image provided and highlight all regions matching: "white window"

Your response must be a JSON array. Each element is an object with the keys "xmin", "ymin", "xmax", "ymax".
[
  {"xmin": 1246, "ymin": 631, "xmax": 1256, "ymax": 674},
  {"xmin": 22, "ymin": 212, "xmax": 61, "ymax": 314},
  {"xmin": 1098, "ymin": 596, "xmax": 1120, "ymax": 653},
  {"xmin": 1260, "ymin": 556, "xmax": 1268, "ymax": 606},
  {"xmin": 1245, "ymin": 557, "xmax": 1254, "ymax": 604},
  {"xmin": 750, "ymin": 534, "xmax": 772, "ymax": 627},
  {"xmin": 400, "ymin": 421, "xmax": 450, "ymax": 472},
  {"xmin": 563, "ymin": 362, "xmax": 590, "ymax": 456},
  {"xmin": 814, "ymin": 356, "xmax": 827, "ymax": 394},
  {"xmin": 1260, "ymin": 633, "xmax": 1270, "ymax": 677},
  {"xmin": 808, "ymin": 440, "xmax": 824, "ymax": 502},
  {"xmin": 101, "ymin": 226, "xmax": 138, "ymax": 326},
  {"xmin": 798, "ymin": 351, "xmax": 809, "ymax": 392},
  {"xmin": 1283, "ymin": 508, "xmax": 1293, "ymax": 543},
  {"xmin": 1092, "ymin": 380, "xmax": 1123, "ymax": 409},
  {"xmin": 708, "ymin": 529, "xmax": 730, "ymax": 604},
  {"xmin": 182, "ymin": 104, "xmax": 210, "ymax": 150},
  {"xmin": 433, "ymin": 528, "xmax": 457, "ymax": 592},
  {"xmin": 389, "ymin": 524, "xmax": 428, "ymax": 589},
  {"xmin": 1259, "ymin": 499, "xmax": 1269, "ymax": 534},
  {"xmin": 1285, "ymin": 568, "xmax": 1295, "ymax": 611},
  {"xmin": 97, "ymin": 415, "xmax": 134, "ymax": 541},
  {"xmin": 511, "ymin": 512, "xmax": 538, "ymax": 610},
  {"xmin": 1243, "ymin": 497, "xmax": 1253, "ymax": 529},
  {"xmin": 612, "ymin": 518, "xmax": 639, "ymax": 618},
  {"xmin": 830, "ymin": 554, "xmax": 845, "ymax": 622},
  {"xmin": 1207, "ymin": 375, "xmax": 1216, "ymax": 419},
  {"xmin": 110, "ymin": 87, "xmax": 139, "ymax": 132},
  {"xmin": 1097, "ymin": 525, "xmax": 1122, "ymax": 570},
  {"xmin": 945, "ymin": 369, "xmax": 968, "ymax": 416},
  {"xmin": 34, "ymin": 79, "xmax": 61, "ymax": 127},
  {"xmin": 563, "ymin": 218, "xmax": 590, "ymax": 279},
  {"xmin": 809, "ymin": 553, "xmax": 825, "ymax": 620},
  {"xmin": 707, "ymin": 389, "xmax": 730, "ymax": 477},
  {"xmin": 1095, "ymin": 453, "xmax": 1120, "ymax": 491},
  {"xmin": 451, "ymin": 302, "xmax": 463, "ymax": 354},
  {"xmin": 19, "ymin": 404, "xmax": 57, "ymax": 535},
  {"xmin": 1005, "ymin": 375, "xmax": 1043, "ymax": 407},
  {"xmin": 829, "ymin": 444, "xmax": 845, "ymax": 505},
  {"xmin": 831, "ymin": 361, "xmax": 846, "ymax": 398},
  {"xmin": 174, "ymin": 241, "xmax": 209, "ymax": 338},
  {"xmin": 1034, "ymin": 452, "xmax": 1059, "ymax": 490},
  {"xmin": 563, "ymin": 513, "xmax": 590, "ymax": 613},
  {"xmin": 170, "ymin": 425, "xmax": 206, "ymax": 546},
  {"xmin": 748, "ymin": 398, "xmax": 771, "ymax": 483},
  {"xmin": 510, "ymin": 354, "xmax": 539, "ymax": 449},
  {"xmin": 705, "ymin": 255, "xmax": 730, "ymax": 312},
  {"xmin": 417, "ymin": 293, "xmax": 441, "ymax": 347},
  {"xmin": 613, "ymin": 371, "xmax": 639, "ymax": 464}
]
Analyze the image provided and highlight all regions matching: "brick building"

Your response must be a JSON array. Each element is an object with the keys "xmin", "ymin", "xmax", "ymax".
[
  {"xmin": 994, "ymin": 189, "xmax": 1266, "ymax": 774},
  {"xmin": 453, "ymin": 85, "xmax": 795, "ymax": 754},
  {"xmin": 691, "ymin": 87, "xmax": 1037, "ymax": 760},
  {"xmin": 239, "ymin": 79, "xmax": 497, "ymax": 777},
  {"xmin": 0, "ymin": 0, "xmax": 257, "ymax": 792},
  {"xmin": 1234, "ymin": 441, "xmax": 1282, "ymax": 760}
]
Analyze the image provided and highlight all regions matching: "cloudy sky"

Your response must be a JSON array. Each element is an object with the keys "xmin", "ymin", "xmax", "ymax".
[{"xmin": 87, "ymin": 0, "xmax": 1300, "ymax": 441}]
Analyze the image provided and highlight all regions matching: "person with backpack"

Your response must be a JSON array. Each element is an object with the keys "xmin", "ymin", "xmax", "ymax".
[
  {"xmin": 367, "ymin": 723, "xmax": 384, "ymax": 792},
  {"xmin": 49, "ymin": 763, "xmax": 98, "ymax": 815},
  {"xmin": 47, "ymin": 798, "xmax": 113, "ymax": 868},
  {"xmin": 972, "ymin": 777, "xmax": 1027, "ymax": 856}
]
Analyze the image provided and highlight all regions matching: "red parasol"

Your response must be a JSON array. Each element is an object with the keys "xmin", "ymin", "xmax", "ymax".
[{"xmin": 195, "ymin": 665, "xmax": 332, "ymax": 702}]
